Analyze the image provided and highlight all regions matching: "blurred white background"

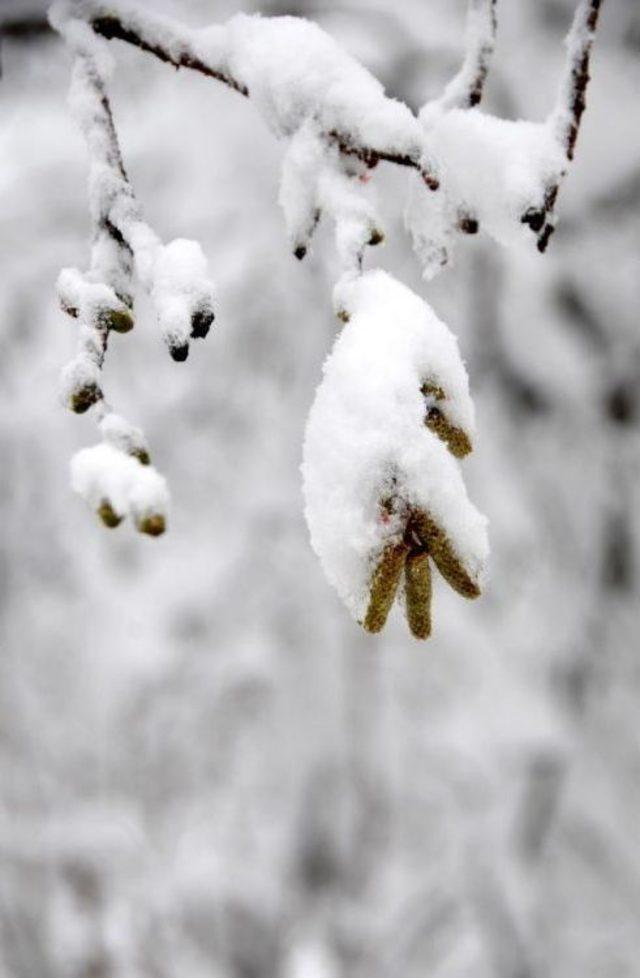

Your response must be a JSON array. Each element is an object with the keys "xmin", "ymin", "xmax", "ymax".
[{"xmin": 1, "ymin": 1, "xmax": 639, "ymax": 975}]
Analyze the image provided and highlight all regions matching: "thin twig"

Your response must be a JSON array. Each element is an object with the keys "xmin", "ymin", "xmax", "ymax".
[{"xmin": 554, "ymin": 0, "xmax": 603, "ymax": 160}]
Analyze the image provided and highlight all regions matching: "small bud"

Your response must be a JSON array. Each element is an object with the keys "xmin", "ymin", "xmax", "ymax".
[
  {"xmin": 131, "ymin": 447, "xmax": 150, "ymax": 466},
  {"xmin": 102, "ymin": 307, "xmax": 134, "ymax": 334},
  {"xmin": 190, "ymin": 307, "xmax": 215, "ymax": 340},
  {"xmin": 97, "ymin": 499, "xmax": 123, "ymax": 528},
  {"xmin": 136, "ymin": 513, "xmax": 166, "ymax": 537},
  {"xmin": 294, "ymin": 245, "xmax": 307, "ymax": 261},
  {"xmin": 70, "ymin": 382, "xmax": 102, "ymax": 414},
  {"xmin": 422, "ymin": 171, "xmax": 440, "ymax": 192},
  {"xmin": 521, "ymin": 207, "xmax": 545, "ymax": 233},
  {"xmin": 458, "ymin": 215, "xmax": 479, "ymax": 235},
  {"xmin": 368, "ymin": 228, "xmax": 385, "ymax": 247},
  {"xmin": 60, "ymin": 299, "xmax": 79, "ymax": 319}
]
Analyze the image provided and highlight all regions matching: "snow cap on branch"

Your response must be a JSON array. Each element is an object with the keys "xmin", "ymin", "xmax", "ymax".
[{"xmin": 224, "ymin": 13, "xmax": 425, "ymax": 162}]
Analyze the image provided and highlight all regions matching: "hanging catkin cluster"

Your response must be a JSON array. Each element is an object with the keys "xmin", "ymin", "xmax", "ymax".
[{"xmin": 50, "ymin": 0, "xmax": 602, "ymax": 636}]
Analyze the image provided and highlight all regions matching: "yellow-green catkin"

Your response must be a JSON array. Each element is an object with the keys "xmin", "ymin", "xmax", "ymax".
[
  {"xmin": 363, "ymin": 542, "xmax": 408, "ymax": 633},
  {"xmin": 421, "ymin": 382, "xmax": 472, "ymax": 458},
  {"xmin": 414, "ymin": 512, "xmax": 480, "ymax": 599},
  {"xmin": 405, "ymin": 550, "xmax": 432, "ymax": 639},
  {"xmin": 425, "ymin": 413, "xmax": 472, "ymax": 458}
]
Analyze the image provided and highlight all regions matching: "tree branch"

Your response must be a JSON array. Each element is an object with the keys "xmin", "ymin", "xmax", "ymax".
[
  {"xmin": 71, "ymin": 0, "xmax": 441, "ymax": 189},
  {"xmin": 90, "ymin": 14, "xmax": 248, "ymax": 95},
  {"xmin": 422, "ymin": 0, "xmax": 498, "ymax": 117},
  {"xmin": 553, "ymin": 0, "xmax": 603, "ymax": 161}
]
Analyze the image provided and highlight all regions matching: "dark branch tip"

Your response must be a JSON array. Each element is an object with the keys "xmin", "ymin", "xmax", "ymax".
[
  {"xmin": 169, "ymin": 342, "xmax": 189, "ymax": 362},
  {"xmin": 190, "ymin": 307, "xmax": 215, "ymax": 339}
]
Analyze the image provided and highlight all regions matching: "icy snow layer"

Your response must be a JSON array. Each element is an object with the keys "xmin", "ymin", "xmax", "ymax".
[
  {"xmin": 71, "ymin": 443, "xmax": 168, "ymax": 533},
  {"xmin": 408, "ymin": 108, "xmax": 566, "ymax": 277},
  {"xmin": 302, "ymin": 271, "xmax": 488, "ymax": 623}
]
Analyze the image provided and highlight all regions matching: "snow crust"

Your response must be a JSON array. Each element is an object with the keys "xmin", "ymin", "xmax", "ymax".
[
  {"xmin": 52, "ymin": 4, "xmax": 217, "ymax": 358},
  {"xmin": 302, "ymin": 271, "xmax": 488, "ymax": 622}
]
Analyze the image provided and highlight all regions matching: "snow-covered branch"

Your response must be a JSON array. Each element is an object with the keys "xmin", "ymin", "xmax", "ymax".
[
  {"xmin": 552, "ymin": 0, "xmax": 603, "ymax": 162},
  {"xmin": 56, "ymin": 0, "xmax": 440, "ymax": 189},
  {"xmin": 48, "ymin": 0, "xmax": 603, "ymax": 635},
  {"xmin": 424, "ymin": 0, "xmax": 497, "ymax": 114}
]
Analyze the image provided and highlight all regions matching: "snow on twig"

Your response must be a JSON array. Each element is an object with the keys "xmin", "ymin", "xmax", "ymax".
[
  {"xmin": 55, "ymin": 0, "xmax": 440, "ymax": 190},
  {"xmin": 422, "ymin": 0, "xmax": 497, "ymax": 117},
  {"xmin": 552, "ymin": 0, "xmax": 603, "ymax": 162},
  {"xmin": 409, "ymin": 0, "xmax": 605, "ymax": 276}
]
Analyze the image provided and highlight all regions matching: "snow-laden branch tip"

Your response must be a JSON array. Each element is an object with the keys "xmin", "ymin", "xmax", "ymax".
[
  {"xmin": 50, "ymin": 8, "xmax": 216, "ymax": 362},
  {"xmin": 408, "ymin": 0, "xmax": 604, "ymax": 278},
  {"xmin": 50, "ymin": 6, "xmax": 218, "ymax": 533},
  {"xmin": 302, "ymin": 271, "xmax": 489, "ymax": 640},
  {"xmin": 57, "ymin": 253, "xmax": 167, "ymax": 535}
]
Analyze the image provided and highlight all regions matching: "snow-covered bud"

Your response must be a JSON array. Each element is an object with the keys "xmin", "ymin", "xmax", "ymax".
[
  {"xmin": 190, "ymin": 301, "xmax": 215, "ymax": 340},
  {"xmin": 152, "ymin": 239, "xmax": 216, "ymax": 361},
  {"xmin": 99, "ymin": 413, "xmax": 151, "ymax": 466},
  {"xmin": 60, "ymin": 357, "xmax": 103, "ymax": 414},
  {"xmin": 71, "ymin": 444, "xmax": 169, "ymax": 537},
  {"xmin": 135, "ymin": 512, "xmax": 166, "ymax": 537},
  {"xmin": 57, "ymin": 267, "xmax": 134, "ymax": 332},
  {"xmin": 97, "ymin": 499, "xmax": 123, "ymax": 529}
]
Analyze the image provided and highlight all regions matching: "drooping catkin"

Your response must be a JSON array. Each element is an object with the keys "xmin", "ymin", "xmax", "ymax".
[
  {"xmin": 363, "ymin": 542, "xmax": 408, "ymax": 633},
  {"xmin": 405, "ymin": 550, "xmax": 432, "ymax": 639},
  {"xmin": 413, "ymin": 511, "xmax": 480, "ymax": 599}
]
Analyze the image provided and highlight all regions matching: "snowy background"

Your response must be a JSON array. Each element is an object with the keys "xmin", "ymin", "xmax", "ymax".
[{"xmin": 1, "ymin": 0, "xmax": 640, "ymax": 975}]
